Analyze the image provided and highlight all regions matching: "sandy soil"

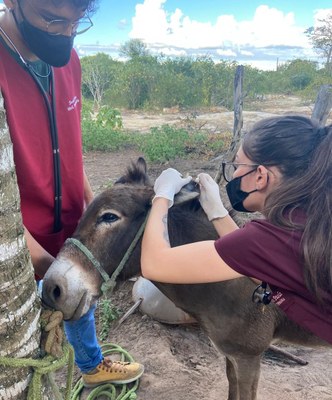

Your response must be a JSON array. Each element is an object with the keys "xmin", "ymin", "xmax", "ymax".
[
  {"xmin": 69, "ymin": 95, "xmax": 332, "ymax": 400},
  {"xmin": 119, "ymin": 95, "xmax": 315, "ymax": 134}
]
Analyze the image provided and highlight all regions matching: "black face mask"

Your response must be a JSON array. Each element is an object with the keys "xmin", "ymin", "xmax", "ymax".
[
  {"xmin": 13, "ymin": 11, "xmax": 75, "ymax": 67},
  {"xmin": 226, "ymin": 169, "xmax": 258, "ymax": 212}
]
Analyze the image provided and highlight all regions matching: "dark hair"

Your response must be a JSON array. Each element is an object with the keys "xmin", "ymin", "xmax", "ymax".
[
  {"xmin": 50, "ymin": 0, "xmax": 99, "ymax": 14},
  {"xmin": 242, "ymin": 115, "xmax": 332, "ymax": 303}
]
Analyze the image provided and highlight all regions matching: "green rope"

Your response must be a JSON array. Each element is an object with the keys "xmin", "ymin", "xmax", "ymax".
[
  {"xmin": 0, "ymin": 343, "xmax": 75, "ymax": 400},
  {"xmin": 71, "ymin": 343, "xmax": 140, "ymax": 400},
  {"xmin": 0, "ymin": 342, "xmax": 139, "ymax": 400},
  {"xmin": 0, "ymin": 341, "xmax": 140, "ymax": 400},
  {"xmin": 106, "ymin": 214, "xmax": 149, "ymax": 296},
  {"xmin": 66, "ymin": 212, "xmax": 149, "ymax": 297},
  {"xmin": 65, "ymin": 238, "xmax": 112, "ymax": 293}
]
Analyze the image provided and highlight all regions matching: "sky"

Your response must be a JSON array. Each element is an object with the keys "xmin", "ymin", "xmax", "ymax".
[
  {"xmin": 2, "ymin": 0, "xmax": 332, "ymax": 70},
  {"xmin": 73, "ymin": 0, "xmax": 332, "ymax": 70}
]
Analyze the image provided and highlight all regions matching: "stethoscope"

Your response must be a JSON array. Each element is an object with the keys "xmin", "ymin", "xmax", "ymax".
[{"xmin": 0, "ymin": 25, "xmax": 62, "ymax": 232}]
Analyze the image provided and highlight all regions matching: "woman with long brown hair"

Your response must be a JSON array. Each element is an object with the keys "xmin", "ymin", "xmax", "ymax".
[{"xmin": 141, "ymin": 115, "xmax": 332, "ymax": 344}]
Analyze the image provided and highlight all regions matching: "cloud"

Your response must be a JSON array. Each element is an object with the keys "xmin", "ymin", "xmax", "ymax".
[
  {"xmin": 217, "ymin": 49, "xmax": 237, "ymax": 57},
  {"xmin": 117, "ymin": 19, "xmax": 128, "ymax": 30},
  {"xmin": 240, "ymin": 50, "xmax": 254, "ymax": 57},
  {"xmin": 129, "ymin": 1, "xmax": 331, "ymax": 69},
  {"xmin": 313, "ymin": 8, "xmax": 332, "ymax": 25},
  {"xmin": 130, "ymin": 2, "xmax": 309, "ymax": 48}
]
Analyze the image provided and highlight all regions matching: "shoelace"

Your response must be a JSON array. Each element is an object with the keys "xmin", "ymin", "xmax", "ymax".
[{"xmin": 100, "ymin": 358, "xmax": 130, "ymax": 373}]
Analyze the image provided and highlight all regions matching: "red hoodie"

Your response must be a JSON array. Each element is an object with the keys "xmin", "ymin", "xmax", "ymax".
[{"xmin": 0, "ymin": 42, "xmax": 84, "ymax": 258}]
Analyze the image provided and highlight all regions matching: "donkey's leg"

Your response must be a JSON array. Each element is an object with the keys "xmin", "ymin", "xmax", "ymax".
[
  {"xmin": 225, "ymin": 356, "xmax": 239, "ymax": 400},
  {"xmin": 237, "ymin": 354, "xmax": 261, "ymax": 400},
  {"xmin": 226, "ymin": 355, "xmax": 261, "ymax": 400}
]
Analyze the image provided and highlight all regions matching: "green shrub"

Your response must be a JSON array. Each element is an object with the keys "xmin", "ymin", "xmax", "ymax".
[
  {"xmin": 82, "ymin": 118, "xmax": 132, "ymax": 152},
  {"xmin": 95, "ymin": 106, "xmax": 123, "ymax": 130},
  {"xmin": 134, "ymin": 125, "xmax": 190, "ymax": 162},
  {"xmin": 82, "ymin": 106, "xmax": 129, "ymax": 152},
  {"xmin": 81, "ymin": 102, "xmax": 231, "ymax": 161},
  {"xmin": 134, "ymin": 124, "xmax": 229, "ymax": 163},
  {"xmin": 98, "ymin": 298, "xmax": 121, "ymax": 341}
]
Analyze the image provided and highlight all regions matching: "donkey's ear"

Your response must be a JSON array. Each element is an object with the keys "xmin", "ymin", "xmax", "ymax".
[
  {"xmin": 174, "ymin": 180, "xmax": 200, "ymax": 205},
  {"xmin": 115, "ymin": 157, "xmax": 151, "ymax": 185},
  {"xmin": 136, "ymin": 157, "xmax": 147, "ymax": 175}
]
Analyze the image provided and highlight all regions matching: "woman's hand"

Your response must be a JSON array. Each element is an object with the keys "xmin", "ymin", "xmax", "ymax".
[
  {"xmin": 154, "ymin": 168, "xmax": 192, "ymax": 207},
  {"xmin": 197, "ymin": 173, "xmax": 228, "ymax": 221}
]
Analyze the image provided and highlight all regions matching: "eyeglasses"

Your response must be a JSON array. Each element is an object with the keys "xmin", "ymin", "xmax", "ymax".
[
  {"xmin": 221, "ymin": 162, "xmax": 259, "ymax": 182},
  {"xmin": 18, "ymin": 1, "xmax": 93, "ymax": 36},
  {"xmin": 42, "ymin": 15, "xmax": 93, "ymax": 36}
]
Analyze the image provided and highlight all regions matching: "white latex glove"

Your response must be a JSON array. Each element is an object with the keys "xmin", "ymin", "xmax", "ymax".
[
  {"xmin": 153, "ymin": 168, "xmax": 192, "ymax": 207},
  {"xmin": 197, "ymin": 173, "xmax": 228, "ymax": 221}
]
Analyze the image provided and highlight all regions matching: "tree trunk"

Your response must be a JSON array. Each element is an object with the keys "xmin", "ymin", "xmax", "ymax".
[{"xmin": 0, "ymin": 94, "xmax": 53, "ymax": 399}]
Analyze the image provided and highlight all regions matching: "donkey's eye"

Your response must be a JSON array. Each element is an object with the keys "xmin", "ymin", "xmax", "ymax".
[{"xmin": 97, "ymin": 212, "xmax": 119, "ymax": 224}]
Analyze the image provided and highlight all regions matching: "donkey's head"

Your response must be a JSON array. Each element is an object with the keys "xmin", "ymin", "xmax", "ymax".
[{"xmin": 42, "ymin": 158, "xmax": 203, "ymax": 320}]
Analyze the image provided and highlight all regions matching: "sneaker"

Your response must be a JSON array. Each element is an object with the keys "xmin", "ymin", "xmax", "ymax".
[{"xmin": 82, "ymin": 357, "xmax": 144, "ymax": 388}]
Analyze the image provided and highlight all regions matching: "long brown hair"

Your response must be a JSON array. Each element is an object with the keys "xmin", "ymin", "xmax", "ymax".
[{"xmin": 242, "ymin": 115, "xmax": 332, "ymax": 303}]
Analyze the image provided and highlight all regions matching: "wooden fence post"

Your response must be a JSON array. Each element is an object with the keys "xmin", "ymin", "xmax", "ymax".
[
  {"xmin": 311, "ymin": 84, "xmax": 332, "ymax": 125},
  {"xmin": 231, "ymin": 65, "xmax": 244, "ymax": 157},
  {"xmin": 215, "ymin": 65, "xmax": 244, "ymax": 183}
]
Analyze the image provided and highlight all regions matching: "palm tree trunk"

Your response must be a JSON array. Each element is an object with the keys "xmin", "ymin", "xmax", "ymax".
[{"xmin": 0, "ymin": 93, "xmax": 53, "ymax": 399}]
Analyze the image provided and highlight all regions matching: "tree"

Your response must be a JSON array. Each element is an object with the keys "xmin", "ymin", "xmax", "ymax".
[
  {"xmin": 119, "ymin": 39, "xmax": 150, "ymax": 60},
  {"xmin": 191, "ymin": 56, "xmax": 217, "ymax": 106},
  {"xmin": 0, "ymin": 94, "xmax": 53, "ymax": 399},
  {"xmin": 212, "ymin": 60, "xmax": 238, "ymax": 109},
  {"xmin": 120, "ymin": 59, "xmax": 151, "ymax": 109},
  {"xmin": 306, "ymin": 13, "xmax": 332, "ymax": 73},
  {"xmin": 117, "ymin": 55, "xmax": 160, "ymax": 109},
  {"xmin": 280, "ymin": 59, "xmax": 318, "ymax": 91},
  {"xmin": 81, "ymin": 53, "xmax": 115, "ymax": 111}
]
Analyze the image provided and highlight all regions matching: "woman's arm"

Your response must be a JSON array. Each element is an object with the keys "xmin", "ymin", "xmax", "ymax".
[
  {"xmin": 211, "ymin": 215, "xmax": 238, "ymax": 237},
  {"xmin": 141, "ymin": 197, "xmax": 243, "ymax": 284}
]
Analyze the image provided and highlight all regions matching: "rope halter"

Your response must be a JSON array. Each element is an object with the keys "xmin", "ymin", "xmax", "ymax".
[{"xmin": 65, "ymin": 213, "xmax": 149, "ymax": 296}]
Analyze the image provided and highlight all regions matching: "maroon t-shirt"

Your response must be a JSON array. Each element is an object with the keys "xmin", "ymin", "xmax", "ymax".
[
  {"xmin": 214, "ymin": 215, "xmax": 332, "ymax": 344},
  {"xmin": 0, "ymin": 43, "xmax": 84, "ymax": 259}
]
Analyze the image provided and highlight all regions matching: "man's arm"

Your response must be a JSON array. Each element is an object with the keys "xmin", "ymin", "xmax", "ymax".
[
  {"xmin": 24, "ymin": 228, "xmax": 54, "ymax": 278},
  {"xmin": 83, "ymin": 168, "xmax": 94, "ymax": 208}
]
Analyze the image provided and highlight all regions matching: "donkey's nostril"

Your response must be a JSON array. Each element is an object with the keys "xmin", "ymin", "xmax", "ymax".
[
  {"xmin": 42, "ymin": 279, "xmax": 68, "ymax": 310},
  {"xmin": 53, "ymin": 285, "xmax": 61, "ymax": 300}
]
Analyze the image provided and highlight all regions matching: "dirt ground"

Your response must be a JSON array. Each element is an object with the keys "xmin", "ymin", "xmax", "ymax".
[{"xmin": 71, "ymin": 96, "xmax": 332, "ymax": 400}]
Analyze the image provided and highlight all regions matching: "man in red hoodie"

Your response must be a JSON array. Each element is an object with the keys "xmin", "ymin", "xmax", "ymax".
[{"xmin": 0, "ymin": 0, "xmax": 143, "ymax": 387}]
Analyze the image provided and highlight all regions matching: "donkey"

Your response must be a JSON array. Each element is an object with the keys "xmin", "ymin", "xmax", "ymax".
[{"xmin": 42, "ymin": 158, "xmax": 329, "ymax": 400}]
